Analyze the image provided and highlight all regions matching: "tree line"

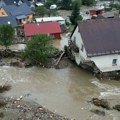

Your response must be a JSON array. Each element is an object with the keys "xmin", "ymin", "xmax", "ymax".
[
  {"xmin": 34, "ymin": 0, "xmax": 96, "ymax": 25},
  {"xmin": 45, "ymin": 0, "xmax": 96, "ymax": 10}
]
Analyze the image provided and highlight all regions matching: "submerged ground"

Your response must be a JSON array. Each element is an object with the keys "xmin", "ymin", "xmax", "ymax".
[
  {"xmin": 0, "ymin": 65, "xmax": 120, "ymax": 120},
  {"xmin": 0, "ymin": 32, "xmax": 120, "ymax": 120}
]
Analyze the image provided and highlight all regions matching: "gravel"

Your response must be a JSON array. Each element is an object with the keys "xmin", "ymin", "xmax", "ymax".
[{"xmin": 0, "ymin": 97, "xmax": 71, "ymax": 120}]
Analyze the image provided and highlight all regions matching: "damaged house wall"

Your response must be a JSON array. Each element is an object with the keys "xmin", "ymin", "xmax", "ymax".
[{"xmin": 70, "ymin": 26, "xmax": 88, "ymax": 65}]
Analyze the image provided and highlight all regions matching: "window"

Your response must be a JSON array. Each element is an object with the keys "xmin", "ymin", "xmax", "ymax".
[{"xmin": 112, "ymin": 59, "xmax": 117, "ymax": 66}]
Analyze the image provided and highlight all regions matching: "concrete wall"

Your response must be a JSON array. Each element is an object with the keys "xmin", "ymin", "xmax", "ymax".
[{"xmin": 91, "ymin": 54, "xmax": 120, "ymax": 72}]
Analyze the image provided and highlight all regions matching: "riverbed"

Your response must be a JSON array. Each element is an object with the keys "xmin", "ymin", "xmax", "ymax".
[{"xmin": 0, "ymin": 65, "xmax": 120, "ymax": 120}]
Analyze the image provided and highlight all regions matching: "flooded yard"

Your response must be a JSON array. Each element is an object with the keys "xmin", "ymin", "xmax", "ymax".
[
  {"xmin": 0, "ymin": 34, "xmax": 119, "ymax": 120},
  {"xmin": 53, "ymin": 35, "xmax": 69, "ymax": 50},
  {"xmin": 0, "ymin": 65, "xmax": 120, "ymax": 120}
]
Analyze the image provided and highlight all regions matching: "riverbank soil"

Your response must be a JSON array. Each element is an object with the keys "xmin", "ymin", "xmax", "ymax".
[{"xmin": 0, "ymin": 97, "xmax": 70, "ymax": 120}]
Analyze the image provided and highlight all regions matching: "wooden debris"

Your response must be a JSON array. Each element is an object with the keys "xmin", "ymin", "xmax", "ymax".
[{"xmin": 55, "ymin": 51, "xmax": 65, "ymax": 66}]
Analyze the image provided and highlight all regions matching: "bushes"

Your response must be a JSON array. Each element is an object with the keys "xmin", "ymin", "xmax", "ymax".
[
  {"xmin": 82, "ymin": 0, "xmax": 96, "ymax": 6},
  {"xmin": 23, "ymin": 34, "xmax": 59, "ymax": 64},
  {"xmin": 0, "ymin": 24, "xmax": 14, "ymax": 49},
  {"xmin": 109, "ymin": 3, "xmax": 120, "ymax": 12}
]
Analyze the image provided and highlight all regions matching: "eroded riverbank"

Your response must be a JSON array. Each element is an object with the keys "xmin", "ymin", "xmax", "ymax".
[
  {"xmin": 0, "ymin": 96, "xmax": 70, "ymax": 120},
  {"xmin": 0, "ymin": 66, "xmax": 120, "ymax": 120}
]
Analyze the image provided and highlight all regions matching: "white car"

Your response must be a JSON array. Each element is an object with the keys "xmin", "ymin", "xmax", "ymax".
[
  {"xmin": 50, "ymin": 4, "xmax": 57, "ymax": 9},
  {"xmin": 35, "ymin": 2, "xmax": 44, "ymax": 7}
]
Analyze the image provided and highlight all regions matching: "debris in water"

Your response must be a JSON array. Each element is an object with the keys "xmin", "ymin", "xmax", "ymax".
[
  {"xmin": 0, "ymin": 84, "xmax": 11, "ymax": 93},
  {"xmin": 91, "ymin": 98, "xmax": 110, "ymax": 110},
  {"xmin": 113, "ymin": 105, "xmax": 120, "ymax": 111},
  {"xmin": 0, "ymin": 100, "xmax": 6, "ymax": 107},
  {"xmin": 90, "ymin": 109, "xmax": 105, "ymax": 116},
  {"xmin": 0, "ymin": 112, "xmax": 4, "ymax": 118}
]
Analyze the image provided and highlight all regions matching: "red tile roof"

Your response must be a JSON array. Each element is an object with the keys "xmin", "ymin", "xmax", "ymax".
[{"xmin": 24, "ymin": 22, "xmax": 61, "ymax": 37}]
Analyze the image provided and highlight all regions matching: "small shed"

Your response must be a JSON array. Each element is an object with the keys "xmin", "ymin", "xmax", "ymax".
[
  {"xmin": 89, "ymin": 6, "xmax": 104, "ymax": 15},
  {"xmin": 24, "ymin": 22, "xmax": 61, "ymax": 39}
]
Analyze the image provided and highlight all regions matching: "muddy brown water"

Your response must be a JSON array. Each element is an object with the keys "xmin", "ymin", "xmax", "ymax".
[
  {"xmin": 0, "ymin": 65, "xmax": 120, "ymax": 120},
  {"xmin": 0, "ymin": 37, "xmax": 120, "ymax": 120}
]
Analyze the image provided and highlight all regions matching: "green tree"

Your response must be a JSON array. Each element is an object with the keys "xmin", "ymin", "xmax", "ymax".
[
  {"xmin": 82, "ymin": 0, "xmax": 95, "ymax": 6},
  {"xmin": 70, "ymin": 0, "xmax": 82, "ymax": 25},
  {"xmin": 60, "ymin": 0, "xmax": 72, "ymax": 10},
  {"xmin": 109, "ymin": 2, "xmax": 120, "ymax": 13},
  {"xmin": 24, "ymin": 34, "xmax": 57, "ymax": 63},
  {"xmin": 35, "ymin": 6, "xmax": 47, "ymax": 17},
  {"xmin": 0, "ymin": 24, "xmax": 14, "ymax": 48}
]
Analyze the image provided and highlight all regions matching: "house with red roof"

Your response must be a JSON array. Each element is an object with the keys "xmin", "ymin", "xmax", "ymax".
[{"xmin": 24, "ymin": 22, "xmax": 61, "ymax": 39}]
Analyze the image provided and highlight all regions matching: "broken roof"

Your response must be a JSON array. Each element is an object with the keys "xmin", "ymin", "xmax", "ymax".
[{"xmin": 77, "ymin": 18, "xmax": 120, "ymax": 57}]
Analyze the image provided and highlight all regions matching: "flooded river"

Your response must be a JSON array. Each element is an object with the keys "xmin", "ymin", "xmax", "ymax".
[
  {"xmin": 0, "ymin": 65, "xmax": 120, "ymax": 120},
  {"xmin": 0, "ymin": 39, "xmax": 120, "ymax": 120}
]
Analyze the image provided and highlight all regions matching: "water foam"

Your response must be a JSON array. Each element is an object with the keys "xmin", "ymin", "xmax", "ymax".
[
  {"xmin": 91, "ymin": 80, "xmax": 120, "ymax": 97},
  {"xmin": 0, "ymin": 67, "xmax": 30, "ymax": 84}
]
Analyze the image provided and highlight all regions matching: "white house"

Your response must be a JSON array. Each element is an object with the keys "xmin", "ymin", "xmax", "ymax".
[
  {"xmin": 35, "ymin": 16, "xmax": 65, "ymax": 25},
  {"xmin": 70, "ymin": 18, "xmax": 120, "ymax": 73}
]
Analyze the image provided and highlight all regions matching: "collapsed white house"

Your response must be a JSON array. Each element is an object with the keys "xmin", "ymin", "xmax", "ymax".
[{"xmin": 70, "ymin": 18, "xmax": 120, "ymax": 73}]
